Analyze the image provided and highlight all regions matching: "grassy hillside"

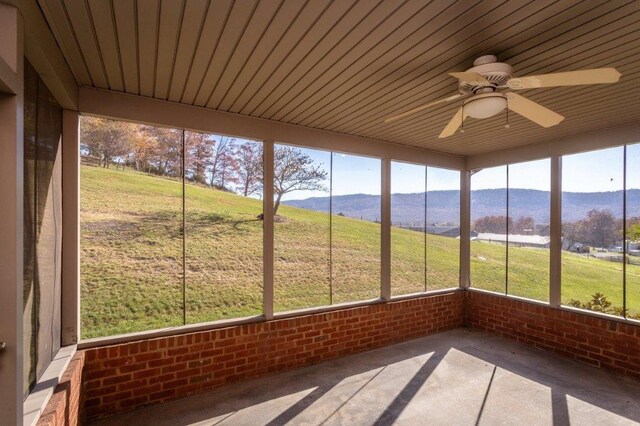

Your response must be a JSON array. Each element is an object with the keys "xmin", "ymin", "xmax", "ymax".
[{"xmin": 80, "ymin": 166, "xmax": 639, "ymax": 338}]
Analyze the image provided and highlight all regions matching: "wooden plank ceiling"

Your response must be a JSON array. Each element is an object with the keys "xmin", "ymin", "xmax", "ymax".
[{"xmin": 38, "ymin": 0, "xmax": 640, "ymax": 156}]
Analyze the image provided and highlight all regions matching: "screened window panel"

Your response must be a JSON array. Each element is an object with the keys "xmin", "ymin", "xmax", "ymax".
[
  {"xmin": 185, "ymin": 134, "xmax": 263, "ymax": 323},
  {"xmin": 274, "ymin": 145, "xmax": 331, "ymax": 312},
  {"xmin": 391, "ymin": 161, "xmax": 426, "ymax": 295},
  {"xmin": 426, "ymin": 167, "xmax": 460, "ymax": 290},
  {"xmin": 561, "ymin": 148, "xmax": 624, "ymax": 316},
  {"xmin": 507, "ymin": 159, "xmax": 550, "ymax": 302},
  {"xmin": 470, "ymin": 166, "xmax": 507, "ymax": 293},
  {"xmin": 22, "ymin": 60, "xmax": 63, "ymax": 396},
  {"xmin": 331, "ymin": 153, "xmax": 381, "ymax": 303},
  {"xmin": 80, "ymin": 120, "xmax": 184, "ymax": 338},
  {"xmin": 627, "ymin": 143, "xmax": 640, "ymax": 319}
]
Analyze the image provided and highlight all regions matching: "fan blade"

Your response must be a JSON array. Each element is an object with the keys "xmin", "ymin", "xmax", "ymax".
[
  {"xmin": 506, "ymin": 93, "xmax": 564, "ymax": 128},
  {"xmin": 507, "ymin": 67, "xmax": 621, "ymax": 89},
  {"xmin": 449, "ymin": 72, "xmax": 490, "ymax": 85},
  {"xmin": 439, "ymin": 108, "xmax": 466, "ymax": 138},
  {"xmin": 384, "ymin": 94, "xmax": 466, "ymax": 123}
]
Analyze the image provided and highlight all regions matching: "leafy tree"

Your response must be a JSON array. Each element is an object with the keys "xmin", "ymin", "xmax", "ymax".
[
  {"xmin": 627, "ymin": 217, "xmax": 640, "ymax": 241},
  {"xmin": 132, "ymin": 130, "xmax": 158, "ymax": 173},
  {"xmin": 272, "ymin": 146, "xmax": 328, "ymax": 215},
  {"xmin": 562, "ymin": 221, "xmax": 585, "ymax": 250},
  {"xmin": 142, "ymin": 126, "xmax": 182, "ymax": 177},
  {"xmin": 581, "ymin": 209, "xmax": 619, "ymax": 248},
  {"xmin": 81, "ymin": 116, "xmax": 135, "ymax": 167},
  {"xmin": 513, "ymin": 216, "xmax": 535, "ymax": 235},
  {"xmin": 186, "ymin": 131, "xmax": 213, "ymax": 185},
  {"xmin": 473, "ymin": 215, "xmax": 512, "ymax": 234}
]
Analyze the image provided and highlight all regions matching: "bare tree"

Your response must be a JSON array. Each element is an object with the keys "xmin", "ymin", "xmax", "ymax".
[
  {"xmin": 272, "ymin": 146, "xmax": 327, "ymax": 215},
  {"xmin": 81, "ymin": 116, "xmax": 135, "ymax": 167},
  {"xmin": 209, "ymin": 136, "xmax": 236, "ymax": 189},
  {"xmin": 234, "ymin": 142, "xmax": 263, "ymax": 197}
]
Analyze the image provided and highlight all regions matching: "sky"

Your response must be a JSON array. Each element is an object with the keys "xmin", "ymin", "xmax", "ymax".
[
  {"xmin": 280, "ymin": 145, "xmax": 461, "ymax": 201},
  {"xmin": 279, "ymin": 144, "xmax": 640, "ymax": 201},
  {"xmin": 220, "ymin": 137, "xmax": 638, "ymax": 201},
  {"xmin": 472, "ymin": 146, "xmax": 638, "ymax": 193}
]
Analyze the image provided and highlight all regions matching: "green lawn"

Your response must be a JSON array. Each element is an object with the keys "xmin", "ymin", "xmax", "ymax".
[{"xmin": 80, "ymin": 166, "xmax": 639, "ymax": 338}]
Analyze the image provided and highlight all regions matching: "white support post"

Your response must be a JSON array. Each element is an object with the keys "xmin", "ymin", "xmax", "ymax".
[
  {"xmin": 381, "ymin": 158, "xmax": 391, "ymax": 300},
  {"xmin": 460, "ymin": 170, "xmax": 471, "ymax": 289},
  {"xmin": 263, "ymin": 140, "xmax": 274, "ymax": 320},
  {"xmin": 62, "ymin": 110, "xmax": 80, "ymax": 345},
  {"xmin": 0, "ymin": 4, "xmax": 24, "ymax": 423},
  {"xmin": 549, "ymin": 156, "xmax": 562, "ymax": 307}
]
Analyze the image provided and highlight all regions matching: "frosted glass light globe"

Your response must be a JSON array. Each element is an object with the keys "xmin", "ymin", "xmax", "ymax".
[{"xmin": 464, "ymin": 95, "xmax": 507, "ymax": 119}]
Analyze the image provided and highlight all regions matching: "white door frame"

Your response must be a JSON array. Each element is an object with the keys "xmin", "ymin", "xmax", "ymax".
[{"xmin": 0, "ymin": 3, "xmax": 24, "ymax": 424}]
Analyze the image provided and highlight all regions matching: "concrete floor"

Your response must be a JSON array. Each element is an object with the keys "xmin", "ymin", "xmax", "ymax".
[{"xmin": 90, "ymin": 329, "xmax": 640, "ymax": 426}]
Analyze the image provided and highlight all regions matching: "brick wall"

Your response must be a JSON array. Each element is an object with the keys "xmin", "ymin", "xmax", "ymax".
[
  {"xmin": 37, "ymin": 352, "xmax": 85, "ymax": 426},
  {"xmin": 466, "ymin": 291, "xmax": 640, "ymax": 379},
  {"xmin": 83, "ymin": 292, "xmax": 464, "ymax": 419}
]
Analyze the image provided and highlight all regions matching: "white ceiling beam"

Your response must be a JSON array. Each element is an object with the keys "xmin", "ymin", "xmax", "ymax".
[
  {"xmin": 466, "ymin": 122, "xmax": 640, "ymax": 170},
  {"xmin": 78, "ymin": 87, "xmax": 465, "ymax": 170}
]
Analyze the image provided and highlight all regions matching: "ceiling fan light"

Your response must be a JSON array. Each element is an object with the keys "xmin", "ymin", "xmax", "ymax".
[{"xmin": 464, "ymin": 95, "xmax": 507, "ymax": 119}]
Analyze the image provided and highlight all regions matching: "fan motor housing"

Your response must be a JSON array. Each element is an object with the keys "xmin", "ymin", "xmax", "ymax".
[{"xmin": 459, "ymin": 58, "xmax": 513, "ymax": 94}]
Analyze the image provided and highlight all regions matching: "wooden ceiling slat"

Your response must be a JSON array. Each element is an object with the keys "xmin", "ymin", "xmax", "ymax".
[
  {"xmin": 136, "ymin": 0, "xmax": 159, "ymax": 98},
  {"xmin": 205, "ymin": 0, "xmax": 284, "ymax": 109},
  {"xmin": 112, "ymin": 0, "xmax": 139, "ymax": 94},
  {"xmin": 355, "ymin": 13, "xmax": 640, "ymax": 140},
  {"xmin": 167, "ymin": 0, "xmax": 209, "ymax": 103},
  {"xmin": 41, "ymin": 0, "xmax": 640, "ymax": 157},
  {"xmin": 378, "ymin": 51, "xmax": 640, "ymax": 144},
  {"xmin": 180, "ymin": 0, "xmax": 233, "ymax": 105},
  {"xmin": 250, "ymin": 0, "xmax": 389, "ymax": 118},
  {"xmin": 192, "ymin": 0, "xmax": 258, "ymax": 107},
  {"xmin": 62, "ymin": 0, "xmax": 108, "ymax": 88},
  {"xmin": 262, "ymin": 0, "xmax": 424, "ymax": 121},
  {"xmin": 237, "ymin": 0, "xmax": 359, "ymax": 115},
  {"xmin": 279, "ymin": 0, "xmax": 453, "ymax": 124},
  {"xmin": 87, "ymin": 0, "xmax": 124, "ymax": 92},
  {"xmin": 214, "ymin": 0, "xmax": 308, "ymax": 111},
  {"xmin": 319, "ymin": 0, "xmax": 621, "ymax": 133},
  {"xmin": 38, "ymin": 0, "xmax": 92, "ymax": 85},
  {"xmin": 154, "ymin": 0, "xmax": 184, "ymax": 100},
  {"xmin": 226, "ymin": 0, "xmax": 333, "ymax": 113},
  {"xmin": 326, "ymin": 1, "xmax": 635, "ymax": 136},
  {"xmin": 296, "ymin": 0, "xmax": 595, "ymax": 129},
  {"xmin": 305, "ymin": 0, "xmax": 536, "ymax": 131},
  {"xmin": 499, "ymin": 0, "xmax": 637, "ymax": 66}
]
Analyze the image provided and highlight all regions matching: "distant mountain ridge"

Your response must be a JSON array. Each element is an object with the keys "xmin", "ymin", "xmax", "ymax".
[{"xmin": 283, "ymin": 189, "xmax": 640, "ymax": 225}]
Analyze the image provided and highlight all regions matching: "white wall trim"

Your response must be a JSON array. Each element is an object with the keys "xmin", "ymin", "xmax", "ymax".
[
  {"xmin": 61, "ymin": 110, "xmax": 80, "ymax": 345},
  {"xmin": 22, "ymin": 345, "xmax": 76, "ymax": 426},
  {"xmin": 78, "ymin": 87, "xmax": 465, "ymax": 170}
]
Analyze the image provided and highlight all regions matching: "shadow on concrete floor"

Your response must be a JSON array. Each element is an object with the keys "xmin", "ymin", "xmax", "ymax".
[{"xmin": 90, "ymin": 328, "xmax": 640, "ymax": 426}]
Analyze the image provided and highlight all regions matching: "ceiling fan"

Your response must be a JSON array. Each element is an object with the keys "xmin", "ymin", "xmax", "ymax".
[{"xmin": 384, "ymin": 55, "xmax": 621, "ymax": 138}]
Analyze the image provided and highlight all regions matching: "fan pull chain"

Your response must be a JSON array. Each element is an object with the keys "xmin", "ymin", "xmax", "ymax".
[
  {"xmin": 460, "ymin": 103, "xmax": 465, "ymax": 134},
  {"xmin": 505, "ymin": 99, "xmax": 510, "ymax": 129}
]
